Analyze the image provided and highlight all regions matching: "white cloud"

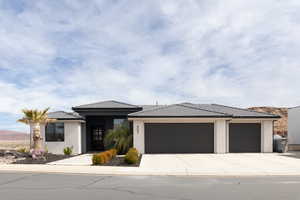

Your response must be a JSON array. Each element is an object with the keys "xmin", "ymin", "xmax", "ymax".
[{"xmin": 1, "ymin": 0, "xmax": 300, "ymax": 131}]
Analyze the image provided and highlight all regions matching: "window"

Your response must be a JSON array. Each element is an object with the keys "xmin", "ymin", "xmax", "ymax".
[
  {"xmin": 45, "ymin": 123, "xmax": 64, "ymax": 142},
  {"xmin": 113, "ymin": 118, "xmax": 128, "ymax": 129}
]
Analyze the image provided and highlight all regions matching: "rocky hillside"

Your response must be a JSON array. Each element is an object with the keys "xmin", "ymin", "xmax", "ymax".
[
  {"xmin": 248, "ymin": 107, "xmax": 288, "ymax": 136},
  {"xmin": 0, "ymin": 130, "xmax": 29, "ymax": 140}
]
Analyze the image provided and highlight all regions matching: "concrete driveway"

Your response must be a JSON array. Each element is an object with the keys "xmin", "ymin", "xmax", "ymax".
[
  {"xmin": 140, "ymin": 152, "xmax": 300, "ymax": 175},
  {"xmin": 42, "ymin": 152, "xmax": 300, "ymax": 176}
]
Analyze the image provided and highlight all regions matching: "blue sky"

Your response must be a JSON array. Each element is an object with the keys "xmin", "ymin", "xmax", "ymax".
[{"xmin": 1, "ymin": 0, "xmax": 300, "ymax": 132}]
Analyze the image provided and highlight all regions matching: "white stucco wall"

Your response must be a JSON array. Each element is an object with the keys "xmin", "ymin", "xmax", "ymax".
[
  {"xmin": 41, "ymin": 121, "xmax": 82, "ymax": 155},
  {"xmin": 131, "ymin": 118, "xmax": 274, "ymax": 154},
  {"xmin": 261, "ymin": 120, "xmax": 273, "ymax": 153},
  {"xmin": 133, "ymin": 121, "xmax": 145, "ymax": 154},
  {"xmin": 288, "ymin": 107, "xmax": 300, "ymax": 145},
  {"xmin": 214, "ymin": 120, "xmax": 227, "ymax": 153}
]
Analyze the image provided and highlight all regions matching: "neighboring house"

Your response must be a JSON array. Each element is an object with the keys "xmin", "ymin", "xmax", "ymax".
[
  {"xmin": 39, "ymin": 100, "xmax": 280, "ymax": 155},
  {"xmin": 288, "ymin": 106, "xmax": 300, "ymax": 150}
]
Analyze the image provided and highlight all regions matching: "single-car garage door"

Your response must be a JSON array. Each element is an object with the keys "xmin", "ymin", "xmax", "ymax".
[
  {"xmin": 145, "ymin": 123, "xmax": 214, "ymax": 153},
  {"xmin": 229, "ymin": 123, "xmax": 261, "ymax": 153}
]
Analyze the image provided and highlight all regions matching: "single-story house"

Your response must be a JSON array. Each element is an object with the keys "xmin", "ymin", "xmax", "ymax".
[
  {"xmin": 39, "ymin": 100, "xmax": 280, "ymax": 154},
  {"xmin": 288, "ymin": 106, "xmax": 300, "ymax": 150}
]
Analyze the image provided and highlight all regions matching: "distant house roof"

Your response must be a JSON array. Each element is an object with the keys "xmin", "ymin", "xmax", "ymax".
[
  {"xmin": 288, "ymin": 105, "xmax": 300, "ymax": 110},
  {"xmin": 129, "ymin": 103, "xmax": 280, "ymax": 118},
  {"xmin": 72, "ymin": 100, "xmax": 141, "ymax": 109},
  {"xmin": 139, "ymin": 105, "xmax": 166, "ymax": 111},
  {"xmin": 48, "ymin": 111, "xmax": 83, "ymax": 120}
]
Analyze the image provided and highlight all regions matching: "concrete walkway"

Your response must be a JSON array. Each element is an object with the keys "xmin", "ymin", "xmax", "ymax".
[
  {"xmin": 48, "ymin": 154, "xmax": 93, "ymax": 166},
  {"xmin": 2, "ymin": 152, "xmax": 300, "ymax": 176}
]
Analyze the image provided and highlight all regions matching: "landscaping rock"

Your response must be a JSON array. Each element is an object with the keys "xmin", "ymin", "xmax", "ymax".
[
  {"xmin": 0, "ymin": 150, "xmax": 4, "ymax": 157},
  {"xmin": 13, "ymin": 151, "xmax": 28, "ymax": 158},
  {"xmin": 2, "ymin": 150, "xmax": 28, "ymax": 158},
  {"xmin": 4, "ymin": 150, "xmax": 15, "ymax": 157}
]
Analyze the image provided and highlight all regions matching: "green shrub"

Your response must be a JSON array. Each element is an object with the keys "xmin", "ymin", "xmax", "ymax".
[
  {"xmin": 124, "ymin": 148, "xmax": 139, "ymax": 164},
  {"xmin": 92, "ymin": 154, "xmax": 102, "ymax": 165},
  {"xmin": 17, "ymin": 147, "xmax": 27, "ymax": 153},
  {"xmin": 128, "ymin": 148, "xmax": 138, "ymax": 154},
  {"xmin": 63, "ymin": 146, "xmax": 73, "ymax": 156},
  {"xmin": 44, "ymin": 145, "xmax": 48, "ymax": 154},
  {"xmin": 124, "ymin": 152, "xmax": 139, "ymax": 164}
]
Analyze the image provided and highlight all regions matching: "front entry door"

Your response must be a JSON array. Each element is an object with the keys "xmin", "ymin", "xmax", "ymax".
[{"xmin": 91, "ymin": 126, "xmax": 105, "ymax": 151}]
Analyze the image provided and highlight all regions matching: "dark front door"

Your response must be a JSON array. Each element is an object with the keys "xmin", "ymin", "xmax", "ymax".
[
  {"xmin": 144, "ymin": 123, "xmax": 214, "ymax": 154},
  {"xmin": 91, "ymin": 126, "xmax": 105, "ymax": 151},
  {"xmin": 229, "ymin": 123, "xmax": 261, "ymax": 153}
]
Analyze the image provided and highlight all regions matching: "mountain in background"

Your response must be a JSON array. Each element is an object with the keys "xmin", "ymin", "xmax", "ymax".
[
  {"xmin": 248, "ymin": 107, "xmax": 288, "ymax": 136},
  {"xmin": 0, "ymin": 130, "xmax": 29, "ymax": 140}
]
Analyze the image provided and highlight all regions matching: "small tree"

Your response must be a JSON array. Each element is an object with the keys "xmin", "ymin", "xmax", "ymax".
[
  {"xmin": 104, "ymin": 123, "xmax": 132, "ymax": 154},
  {"xmin": 18, "ymin": 108, "xmax": 54, "ymax": 159}
]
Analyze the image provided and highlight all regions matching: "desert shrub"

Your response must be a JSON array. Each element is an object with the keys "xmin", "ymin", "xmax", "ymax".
[
  {"xmin": 124, "ymin": 152, "xmax": 139, "ymax": 164},
  {"xmin": 105, "ymin": 151, "xmax": 112, "ymax": 160},
  {"xmin": 92, "ymin": 149, "xmax": 118, "ymax": 165},
  {"xmin": 44, "ymin": 145, "xmax": 48, "ymax": 154},
  {"xmin": 63, "ymin": 146, "xmax": 73, "ymax": 156},
  {"xmin": 110, "ymin": 149, "xmax": 117, "ymax": 157},
  {"xmin": 17, "ymin": 147, "xmax": 27, "ymax": 153},
  {"xmin": 124, "ymin": 148, "xmax": 139, "ymax": 164},
  {"xmin": 92, "ymin": 153, "xmax": 106, "ymax": 165},
  {"xmin": 128, "ymin": 148, "xmax": 138, "ymax": 154},
  {"xmin": 100, "ymin": 152, "xmax": 108, "ymax": 162},
  {"xmin": 92, "ymin": 154, "xmax": 101, "ymax": 165}
]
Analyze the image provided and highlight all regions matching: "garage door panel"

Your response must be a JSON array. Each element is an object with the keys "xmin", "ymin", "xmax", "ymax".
[
  {"xmin": 145, "ymin": 123, "xmax": 214, "ymax": 153},
  {"xmin": 229, "ymin": 123, "xmax": 261, "ymax": 153}
]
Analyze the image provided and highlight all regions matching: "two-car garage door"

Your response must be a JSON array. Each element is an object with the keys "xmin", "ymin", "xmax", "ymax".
[
  {"xmin": 144, "ymin": 122, "xmax": 262, "ymax": 154},
  {"xmin": 144, "ymin": 123, "xmax": 214, "ymax": 153}
]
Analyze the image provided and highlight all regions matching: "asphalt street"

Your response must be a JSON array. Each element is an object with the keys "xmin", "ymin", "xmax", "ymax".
[{"xmin": 0, "ymin": 172, "xmax": 300, "ymax": 200}]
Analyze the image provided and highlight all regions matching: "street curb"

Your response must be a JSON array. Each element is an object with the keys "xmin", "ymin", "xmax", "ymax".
[{"xmin": 1, "ymin": 164, "xmax": 300, "ymax": 177}]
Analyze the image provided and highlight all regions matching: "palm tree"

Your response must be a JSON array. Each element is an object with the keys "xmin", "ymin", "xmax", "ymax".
[
  {"xmin": 104, "ymin": 123, "xmax": 132, "ymax": 154},
  {"xmin": 18, "ymin": 108, "xmax": 54, "ymax": 158}
]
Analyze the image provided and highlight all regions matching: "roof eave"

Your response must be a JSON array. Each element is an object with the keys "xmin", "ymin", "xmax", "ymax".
[
  {"xmin": 128, "ymin": 115, "xmax": 231, "ymax": 118},
  {"xmin": 49, "ymin": 118, "xmax": 85, "ymax": 121},
  {"xmin": 128, "ymin": 115, "xmax": 280, "ymax": 120},
  {"xmin": 72, "ymin": 107, "xmax": 142, "ymax": 111},
  {"xmin": 232, "ymin": 116, "xmax": 281, "ymax": 119}
]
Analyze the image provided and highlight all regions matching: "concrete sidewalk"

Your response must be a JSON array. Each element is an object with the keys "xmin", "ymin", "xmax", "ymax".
[{"xmin": 1, "ymin": 152, "xmax": 300, "ymax": 176}]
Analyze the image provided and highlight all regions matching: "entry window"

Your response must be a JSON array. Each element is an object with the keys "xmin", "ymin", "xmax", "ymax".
[
  {"xmin": 45, "ymin": 123, "xmax": 64, "ymax": 142},
  {"xmin": 113, "ymin": 119, "xmax": 128, "ymax": 129}
]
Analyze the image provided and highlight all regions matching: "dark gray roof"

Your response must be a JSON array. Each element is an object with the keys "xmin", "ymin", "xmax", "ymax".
[
  {"xmin": 129, "ymin": 103, "xmax": 280, "ymax": 118},
  {"xmin": 184, "ymin": 103, "xmax": 279, "ymax": 118},
  {"xmin": 48, "ymin": 111, "xmax": 83, "ymax": 120},
  {"xmin": 129, "ymin": 104, "xmax": 229, "ymax": 118},
  {"xmin": 72, "ymin": 100, "xmax": 141, "ymax": 109}
]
